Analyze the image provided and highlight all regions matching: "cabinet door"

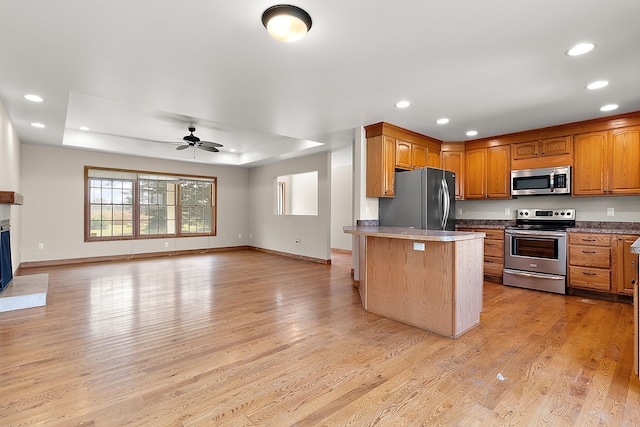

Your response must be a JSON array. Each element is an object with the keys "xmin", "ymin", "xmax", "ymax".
[
  {"xmin": 541, "ymin": 136, "xmax": 571, "ymax": 156},
  {"xmin": 618, "ymin": 235, "xmax": 640, "ymax": 295},
  {"xmin": 396, "ymin": 139, "xmax": 413, "ymax": 170},
  {"xmin": 366, "ymin": 135, "xmax": 396, "ymax": 197},
  {"xmin": 427, "ymin": 149, "xmax": 441, "ymax": 168},
  {"xmin": 486, "ymin": 146, "xmax": 511, "ymax": 198},
  {"xmin": 442, "ymin": 151, "xmax": 464, "ymax": 199},
  {"xmin": 512, "ymin": 141, "xmax": 538, "ymax": 160},
  {"xmin": 609, "ymin": 126, "xmax": 640, "ymax": 194},
  {"xmin": 573, "ymin": 131, "xmax": 608, "ymax": 195},
  {"xmin": 464, "ymin": 148, "xmax": 487, "ymax": 199},
  {"xmin": 412, "ymin": 144, "xmax": 428, "ymax": 168}
]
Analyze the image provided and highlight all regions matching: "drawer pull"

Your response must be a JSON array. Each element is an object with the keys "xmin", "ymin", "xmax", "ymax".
[
  {"xmin": 582, "ymin": 250, "xmax": 596, "ymax": 254},
  {"xmin": 486, "ymin": 243, "xmax": 495, "ymax": 246},
  {"xmin": 632, "ymin": 280, "xmax": 637, "ymax": 285},
  {"xmin": 581, "ymin": 238, "xmax": 597, "ymax": 242},
  {"xmin": 582, "ymin": 272, "xmax": 597, "ymax": 276}
]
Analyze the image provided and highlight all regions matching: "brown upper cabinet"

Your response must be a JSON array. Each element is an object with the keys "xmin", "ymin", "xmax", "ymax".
[
  {"xmin": 464, "ymin": 145, "xmax": 511, "ymax": 199},
  {"xmin": 573, "ymin": 125, "xmax": 640, "ymax": 196},
  {"xmin": 365, "ymin": 122, "xmax": 442, "ymax": 198},
  {"xmin": 441, "ymin": 143, "xmax": 465, "ymax": 200}
]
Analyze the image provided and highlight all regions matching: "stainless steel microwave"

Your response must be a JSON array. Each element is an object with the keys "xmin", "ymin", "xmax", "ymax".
[{"xmin": 511, "ymin": 166, "xmax": 571, "ymax": 196}]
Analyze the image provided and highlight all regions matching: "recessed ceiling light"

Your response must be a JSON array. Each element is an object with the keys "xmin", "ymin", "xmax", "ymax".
[
  {"xmin": 436, "ymin": 118, "xmax": 450, "ymax": 125},
  {"xmin": 466, "ymin": 130, "xmax": 478, "ymax": 137},
  {"xmin": 31, "ymin": 122, "xmax": 45, "ymax": 128},
  {"xmin": 395, "ymin": 100, "xmax": 411, "ymax": 109},
  {"xmin": 586, "ymin": 80, "xmax": 609, "ymax": 90},
  {"xmin": 230, "ymin": 149, "xmax": 237, "ymax": 153},
  {"xmin": 566, "ymin": 43, "xmax": 595, "ymax": 56},
  {"xmin": 79, "ymin": 126, "xmax": 90, "ymax": 131},
  {"xmin": 24, "ymin": 94, "xmax": 44, "ymax": 103},
  {"xmin": 600, "ymin": 104, "xmax": 619, "ymax": 112}
]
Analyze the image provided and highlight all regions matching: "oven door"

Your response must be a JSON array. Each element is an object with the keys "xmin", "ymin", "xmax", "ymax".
[{"xmin": 504, "ymin": 229, "xmax": 567, "ymax": 276}]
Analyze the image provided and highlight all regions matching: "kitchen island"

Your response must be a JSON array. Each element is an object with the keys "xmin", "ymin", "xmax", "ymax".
[{"xmin": 344, "ymin": 226, "xmax": 485, "ymax": 338}]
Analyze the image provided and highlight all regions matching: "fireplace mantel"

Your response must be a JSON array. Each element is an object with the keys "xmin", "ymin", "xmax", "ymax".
[{"xmin": 0, "ymin": 191, "xmax": 23, "ymax": 205}]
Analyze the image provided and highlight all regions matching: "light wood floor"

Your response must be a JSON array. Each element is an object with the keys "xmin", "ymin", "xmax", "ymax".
[{"xmin": 2, "ymin": 249, "xmax": 640, "ymax": 426}]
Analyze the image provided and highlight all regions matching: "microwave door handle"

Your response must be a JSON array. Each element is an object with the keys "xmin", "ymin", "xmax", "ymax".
[{"xmin": 550, "ymin": 171, "xmax": 555, "ymax": 192}]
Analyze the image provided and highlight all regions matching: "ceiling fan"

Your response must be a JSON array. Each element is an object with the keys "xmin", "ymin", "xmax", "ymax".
[{"xmin": 176, "ymin": 127, "xmax": 223, "ymax": 153}]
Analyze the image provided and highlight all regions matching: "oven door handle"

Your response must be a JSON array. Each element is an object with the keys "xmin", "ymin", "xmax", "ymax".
[
  {"xmin": 503, "ymin": 269, "xmax": 565, "ymax": 280},
  {"xmin": 505, "ymin": 230, "xmax": 566, "ymax": 238}
]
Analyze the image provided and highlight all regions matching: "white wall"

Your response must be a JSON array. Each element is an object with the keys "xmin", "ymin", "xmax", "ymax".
[
  {"xmin": 20, "ymin": 144, "xmax": 250, "ymax": 262},
  {"xmin": 248, "ymin": 152, "xmax": 331, "ymax": 261},
  {"xmin": 331, "ymin": 147, "xmax": 353, "ymax": 250},
  {"xmin": 457, "ymin": 195, "xmax": 640, "ymax": 222},
  {"xmin": 0, "ymin": 99, "xmax": 22, "ymax": 273}
]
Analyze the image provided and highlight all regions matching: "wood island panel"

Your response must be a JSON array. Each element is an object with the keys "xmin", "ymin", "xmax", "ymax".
[{"xmin": 363, "ymin": 235, "xmax": 483, "ymax": 338}]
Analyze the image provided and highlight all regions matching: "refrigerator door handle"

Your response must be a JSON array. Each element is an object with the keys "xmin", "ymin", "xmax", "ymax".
[{"xmin": 441, "ymin": 178, "xmax": 450, "ymax": 229}]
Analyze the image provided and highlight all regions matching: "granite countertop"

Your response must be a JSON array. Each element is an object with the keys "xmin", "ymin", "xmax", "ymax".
[
  {"xmin": 568, "ymin": 221, "xmax": 640, "ymax": 235},
  {"xmin": 632, "ymin": 238, "xmax": 640, "ymax": 255},
  {"xmin": 456, "ymin": 220, "xmax": 514, "ymax": 230},
  {"xmin": 343, "ymin": 226, "xmax": 485, "ymax": 242}
]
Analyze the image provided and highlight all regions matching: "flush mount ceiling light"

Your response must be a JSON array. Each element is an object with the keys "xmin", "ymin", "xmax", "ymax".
[
  {"xmin": 586, "ymin": 80, "xmax": 609, "ymax": 90},
  {"xmin": 395, "ymin": 100, "xmax": 411, "ymax": 109},
  {"xmin": 79, "ymin": 126, "xmax": 90, "ymax": 131},
  {"xmin": 262, "ymin": 5, "xmax": 312, "ymax": 42},
  {"xmin": 466, "ymin": 130, "xmax": 478, "ymax": 137},
  {"xmin": 24, "ymin": 94, "xmax": 44, "ymax": 103},
  {"xmin": 30, "ymin": 122, "xmax": 45, "ymax": 128},
  {"xmin": 436, "ymin": 118, "xmax": 450, "ymax": 125},
  {"xmin": 566, "ymin": 42, "xmax": 595, "ymax": 56}
]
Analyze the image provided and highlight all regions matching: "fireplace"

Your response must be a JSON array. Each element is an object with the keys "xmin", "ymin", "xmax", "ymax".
[{"xmin": 0, "ymin": 219, "xmax": 12, "ymax": 292}]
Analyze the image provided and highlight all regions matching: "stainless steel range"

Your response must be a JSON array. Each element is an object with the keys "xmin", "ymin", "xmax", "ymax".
[{"xmin": 503, "ymin": 208, "xmax": 576, "ymax": 294}]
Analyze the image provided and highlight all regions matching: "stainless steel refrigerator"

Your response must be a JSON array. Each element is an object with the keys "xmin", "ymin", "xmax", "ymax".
[{"xmin": 379, "ymin": 167, "xmax": 456, "ymax": 230}]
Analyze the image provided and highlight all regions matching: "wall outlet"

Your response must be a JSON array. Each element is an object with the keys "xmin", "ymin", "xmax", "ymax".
[
  {"xmin": 164, "ymin": 241, "xmax": 169, "ymax": 248},
  {"xmin": 505, "ymin": 208, "xmax": 511, "ymax": 216},
  {"xmin": 457, "ymin": 208, "xmax": 463, "ymax": 215},
  {"xmin": 249, "ymin": 233, "xmax": 252, "ymax": 239},
  {"xmin": 413, "ymin": 242, "xmax": 425, "ymax": 251},
  {"xmin": 607, "ymin": 208, "xmax": 614, "ymax": 216},
  {"xmin": 238, "ymin": 233, "xmax": 242, "ymax": 239},
  {"xmin": 295, "ymin": 238, "xmax": 300, "ymax": 245},
  {"xmin": 38, "ymin": 243, "xmax": 44, "ymax": 250}
]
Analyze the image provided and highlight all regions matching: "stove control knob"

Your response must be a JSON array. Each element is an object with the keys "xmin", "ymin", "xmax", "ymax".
[
  {"xmin": 560, "ymin": 211, "xmax": 565, "ymax": 215},
  {"xmin": 554, "ymin": 211, "xmax": 559, "ymax": 215}
]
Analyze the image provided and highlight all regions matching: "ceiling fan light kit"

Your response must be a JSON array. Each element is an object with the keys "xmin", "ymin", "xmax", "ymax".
[{"xmin": 262, "ymin": 4, "xmax": 312, "ymax": 42}]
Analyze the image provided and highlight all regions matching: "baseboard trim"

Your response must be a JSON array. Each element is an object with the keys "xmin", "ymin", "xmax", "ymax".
[
  {"xmin": 17, "ymin": 246, "xmax": 252, "ymax": 270},
  {"xmin": 250, "ymin": 247, "xmax": 331, "ymax": 265}
]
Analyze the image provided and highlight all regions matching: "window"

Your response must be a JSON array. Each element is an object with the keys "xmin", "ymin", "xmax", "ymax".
[{"xmin": 86, "ymin": 167, "xmax": 216, "ymax": 241}]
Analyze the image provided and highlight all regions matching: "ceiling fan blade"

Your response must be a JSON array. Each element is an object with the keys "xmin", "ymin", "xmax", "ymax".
[
  {"xmin": 198, "ymin": 145, "xmax": 219, "ymax": 153},
  {"xmin": 199, "ymin": 140, "xmax": 224, "ymax": 147},
  {"xmin": 176, "ymin": 144, "xmax": 190, "ymax": 151}
]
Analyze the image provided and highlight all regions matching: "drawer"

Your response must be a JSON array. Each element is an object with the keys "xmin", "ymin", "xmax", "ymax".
[
  {"xmin": 484, "ymin": 257, "xmax": 503, "ymax": 276},
  {"xmin": 569, "ymin": 233, "xmax": 611, "ymax": 247},
  {"xmin": 479, "ymin": 229, "xmax": 504, "ymax": 241},
  {"xmin": 484, "ymin": 240, "xmax": 504, "ymax": 258},
  {"xmin": 568, "ymin": 245, "xmax": 610, "ymax": 268},
  {"xmin": 569, "ymin": 266, "xmax": 611, "ymax": 291}
]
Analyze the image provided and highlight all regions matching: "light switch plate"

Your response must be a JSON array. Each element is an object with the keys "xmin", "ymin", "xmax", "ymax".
[
  {"xmin": 413, "ymin": 242, "xmax": 425, "ymax": 251},
  {"xmin": 607, "ymin": 208, "xmax": 614, "ymax": 216}
]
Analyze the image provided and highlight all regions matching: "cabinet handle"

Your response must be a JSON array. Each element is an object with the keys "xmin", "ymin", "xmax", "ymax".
[
  {"xmin": 582, "ymin": 250, "xmax": 596, "ymax": 254},
  {"xmin": 582, "ymin": 272, "xmax": 597, "ymax": 276},
  {"xmin": 582, "ymin": 238, "xmax": 596, "ymax": 242},
  {"xmin": 486, "ymin": 243, "xmax": 495, "ymax": 246},
  {"xmin": 632, "ymin": 280, "xmax": 637, "ymax": 285}
]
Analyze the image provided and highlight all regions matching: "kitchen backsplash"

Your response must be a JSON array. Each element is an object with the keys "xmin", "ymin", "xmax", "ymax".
[{"xmin": 456, "ymin": 195, "xmax": 640, "ymax": 222}]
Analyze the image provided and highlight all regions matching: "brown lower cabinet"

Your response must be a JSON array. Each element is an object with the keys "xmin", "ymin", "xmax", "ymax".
[
  {"xmin": 458, "ymin": 227, "xmax": 504, "ymax": 282},
  {"xmin": 568, "ymin": 232, "xmax": 639, "ymax": 297}
]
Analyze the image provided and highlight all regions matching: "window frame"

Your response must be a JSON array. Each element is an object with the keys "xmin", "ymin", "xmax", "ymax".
[{"xmin": 85, "ymin": 166, "xmax": 217, "ymax": 242}]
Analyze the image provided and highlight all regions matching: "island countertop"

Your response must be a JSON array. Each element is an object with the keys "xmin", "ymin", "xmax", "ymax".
[{"xmin": 343, "ymin": 226, "xmax": 485, "ymax": 242}]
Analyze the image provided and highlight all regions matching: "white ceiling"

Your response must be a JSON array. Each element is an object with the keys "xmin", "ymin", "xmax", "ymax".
[{"xmin": 1, "ymin": 1, "xmax": 639, "ymax": 167}]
